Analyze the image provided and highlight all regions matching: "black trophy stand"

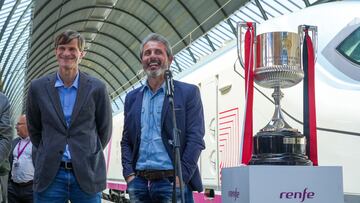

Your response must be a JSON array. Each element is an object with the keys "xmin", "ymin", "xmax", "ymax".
[{"xmin": 164, "ymin": 70, "xmax": 185, "ymax": 203}]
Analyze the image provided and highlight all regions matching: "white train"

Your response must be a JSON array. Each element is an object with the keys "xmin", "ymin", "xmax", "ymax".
[{"xmin": 104, "ymin": 1, "xmax": 360, "ymax": 202}]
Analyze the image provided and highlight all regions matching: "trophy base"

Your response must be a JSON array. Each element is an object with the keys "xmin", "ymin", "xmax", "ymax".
[
  {"xmin": 250, "ymin": 153, "xmax": 312, "ymax": 165},
  {"xmin": 250, "ymin": 131, "xmax": 312, "ymax": 166}
]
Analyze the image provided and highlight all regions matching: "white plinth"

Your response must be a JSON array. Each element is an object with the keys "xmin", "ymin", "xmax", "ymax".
[{"xmin": 222, "ymin": 166, "xmax": 343, "ymax": 203}]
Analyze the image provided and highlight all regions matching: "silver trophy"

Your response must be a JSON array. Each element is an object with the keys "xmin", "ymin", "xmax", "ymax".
[{"xmin": 238, "ymin": 23, "xmax": 317, "ymax": 165}]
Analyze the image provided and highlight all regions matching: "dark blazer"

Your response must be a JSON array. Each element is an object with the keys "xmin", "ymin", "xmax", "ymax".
[
  {"xmin": 9, "ymin": 138, "xmax": 21, "ymax": 171},
  {"xmin": 0, "ymin": 92, "xmax": 12, "ymax": 176},
  {"xmin": 121, "ymin": 80, "xmax": 205, "ymax": 192},
  {"xmin": 26, "ymin": 72, "xmax": 112, "ymax": 194}
]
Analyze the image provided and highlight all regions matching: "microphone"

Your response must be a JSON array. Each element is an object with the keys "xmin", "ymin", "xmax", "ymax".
[{"xmin": 164, "ymin": 69, "xmax": 174, "ymax": 98}]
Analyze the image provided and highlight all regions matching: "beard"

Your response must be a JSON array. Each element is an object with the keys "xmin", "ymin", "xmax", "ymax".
[
  {"xmin": 145, "ymin": 66, "xmax": 165, "ymax": 78},
  {"xmin": 144, "ymin": 60, "xmax": 168, "ymax": 78}
]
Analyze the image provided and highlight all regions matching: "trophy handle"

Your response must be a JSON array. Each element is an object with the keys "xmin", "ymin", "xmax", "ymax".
[
  {"xmin": 299, "ymin": 25, "xmax": 318, "ymax": 62},
  {"xmin": 236, "ymin": 22, "xmax": 256, "ymax": 70}
]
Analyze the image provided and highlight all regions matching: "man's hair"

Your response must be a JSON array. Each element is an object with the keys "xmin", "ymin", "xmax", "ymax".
[
  {"xmin": 54, "ymin": 30, "xmax": 85, "ymax": 51},
  {"xmin": 139, "ymin": 33, "xmax": 172, "ymax": 59}
]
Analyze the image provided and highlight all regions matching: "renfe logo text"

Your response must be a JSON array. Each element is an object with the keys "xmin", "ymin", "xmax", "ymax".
[
  {"xmin": 228, "ymin": 188, "xmax": 240, "ymax": 200},
  {"xmin": 280, "ymin": 188, "xmax": 315, "ymax": 202}
]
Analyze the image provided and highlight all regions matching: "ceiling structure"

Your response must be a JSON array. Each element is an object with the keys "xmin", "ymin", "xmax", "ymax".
[
  {"xmin": 26, "ymin": 0, "xmax": 250, "ymax": 113},
  {"xmin": 0, "ymin": 0, "xmax": 32, "ymax": 122},
  {"xmin": 0, "ymin": 0, "xmax": 334, "ymax": 121}
]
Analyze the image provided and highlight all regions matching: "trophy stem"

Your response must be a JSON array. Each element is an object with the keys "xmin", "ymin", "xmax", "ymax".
[
  {"xmin": 251, "ymin": 87, "xmax": 311, "ymax": 166},
  {"xmin": 260, "ymin": 86, "xmax": 293, "ymax": 132}
]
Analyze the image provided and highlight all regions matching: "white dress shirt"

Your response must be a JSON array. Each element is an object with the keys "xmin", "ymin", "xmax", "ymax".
[{"xmin": 11, "ymin": 137, "xmax": 34, "ymax": 183}]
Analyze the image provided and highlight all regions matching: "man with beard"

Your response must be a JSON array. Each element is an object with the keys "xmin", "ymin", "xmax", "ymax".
[
  {"xmin": 121, "ymin": 33, "xmax": 205, "ymax": 202},
  {"xmin": 26, "ymin": 30, "xmax": 112, "ymax": 202}
]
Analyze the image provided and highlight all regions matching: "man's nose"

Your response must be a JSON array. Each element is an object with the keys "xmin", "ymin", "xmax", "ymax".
[
  {"xmin": 148, "ymin": 51, "xmax": 158, "ymax": 58},
  {"xmin": 62, "ymin": 48, "xmax": 71, "ymax": 55}
]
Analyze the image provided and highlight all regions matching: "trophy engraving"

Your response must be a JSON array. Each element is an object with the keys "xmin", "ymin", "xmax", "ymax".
[{"xmin": 238, "ymin": 23, "xmax": 317, "ymax": 165}]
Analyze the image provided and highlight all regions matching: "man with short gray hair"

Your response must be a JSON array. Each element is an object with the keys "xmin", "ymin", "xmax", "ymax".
[
  {"xmin": 121, "ymin": 33, "xmax": 205, "ymax": 202},
  {"xmin": 8, "ymin": 114, "xmax": 34, "ymax": 203}
]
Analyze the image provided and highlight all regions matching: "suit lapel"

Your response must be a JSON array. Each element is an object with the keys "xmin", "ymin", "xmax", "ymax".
[
  {"xmin": 45, "ymin": 73, "xmax": 67, "ymax": 127},
  {"xmin": 70, "ymin": 72, "xmax": 91, "ymax": 127},
  {"xmin": 161, "ymin": 81, "xmax": 176, "ymax": 127},
  {"xmin": 134, "ymin": 89, "xmax": 144, "ymax": 139},
  {"xmin": 161, "ymin": 95, "xmax": 170, "ymax": 127}
]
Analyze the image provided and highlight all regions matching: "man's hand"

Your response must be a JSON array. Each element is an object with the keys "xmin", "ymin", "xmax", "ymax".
[
  {"xmin": 126, "ymin": 174, "xmax": 135, "ymax": 183},
  {"xmin": 175, "ymin": 176, "xmax": 180, "ymax": 187}
]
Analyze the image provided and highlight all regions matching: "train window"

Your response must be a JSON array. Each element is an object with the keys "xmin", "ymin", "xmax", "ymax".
[
  {"xmin": 322, "ymin": 20, "xmax": 360, "ymax": 82},
  {"xmin": 336, "ymin": 26, "xmax": 360, "ymax": 65}
]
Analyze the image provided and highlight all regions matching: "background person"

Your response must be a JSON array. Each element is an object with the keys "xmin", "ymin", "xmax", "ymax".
[
  {"xmin": 8, "ymin": 114, "xmax": 34, "ymax": 203},
  {"xmin": 0, "ymin": 92, "xmax": 13, "ymax": 203}
]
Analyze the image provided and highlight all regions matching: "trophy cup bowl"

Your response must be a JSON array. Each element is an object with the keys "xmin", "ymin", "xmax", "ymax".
[
  {"xmin": 254, "ymin": 32, "xmax": 303, "ymax": 89},
  {"xmin": 238, "ymin": 24, "xmax": 316, "ymax": 165}
]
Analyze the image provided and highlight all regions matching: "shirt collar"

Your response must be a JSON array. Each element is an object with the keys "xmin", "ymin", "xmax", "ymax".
[
  {"xmin": 55, "ymin": 72, "xmax": 79, "ymax": 89},
  {"xmin": 141, "ymin": 81, "xmax": 165, "ymax": 93},
  {"xmin": 19, "ymin": 136, "xmax": 30, "ymax": 141}
]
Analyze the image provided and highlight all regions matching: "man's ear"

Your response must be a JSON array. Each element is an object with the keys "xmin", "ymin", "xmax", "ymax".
[
  {"xmin": 80, "ymin": 51, "xmax": 86, "ymax": 58},
  {"xmin": 168, "ymin": 55, "xmax": 173, "ymax": 64}
]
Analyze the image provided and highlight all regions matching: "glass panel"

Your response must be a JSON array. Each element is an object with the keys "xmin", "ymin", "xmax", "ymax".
[{"xmin": 336, "ymin": 26, "xmax": 360, "ymax": 65}]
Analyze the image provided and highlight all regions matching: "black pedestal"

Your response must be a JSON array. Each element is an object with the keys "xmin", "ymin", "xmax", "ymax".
[{"xmin": 249, "ymin": 131, "xmax": 312, "ymax": 165}]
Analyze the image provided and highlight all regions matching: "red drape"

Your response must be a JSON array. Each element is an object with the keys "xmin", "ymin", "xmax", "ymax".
[
  {"xmin": 241, "ymin": 22, "xmax": 255, "ymax": 165},
  {"xmin": 303, "ymin": 28, "xmax": 318, "ymax": 166}
]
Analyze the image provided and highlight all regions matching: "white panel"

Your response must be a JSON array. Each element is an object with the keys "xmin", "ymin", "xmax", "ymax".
[
  {"xmin": 199, "ymin": 77, "xmax": 219, "ymax": 187},
  {"xmin": 222, "ymin": 166, "xmax": 344, "ymax": 203},
  {"xmin": 105, "ymin": 113, "xmax": 125, "ymax": 182},
  {"xmin": 217, "ymin": 69, "xmax": 243, "ymax": 171}
]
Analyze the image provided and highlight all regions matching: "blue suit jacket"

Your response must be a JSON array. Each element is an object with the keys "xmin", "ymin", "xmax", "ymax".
[{"xmin": 121, "ymin": 80, "xmax": 205, "ymax": 192}]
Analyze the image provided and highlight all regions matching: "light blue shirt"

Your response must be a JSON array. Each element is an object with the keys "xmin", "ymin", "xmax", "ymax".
[
  {"xmin": 136, "ymin": 82, "xmax": 173, "ymax": 170},
  {"xmin": 55, "ymin": 72, "xmax": 79, "ymax": 161}
]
